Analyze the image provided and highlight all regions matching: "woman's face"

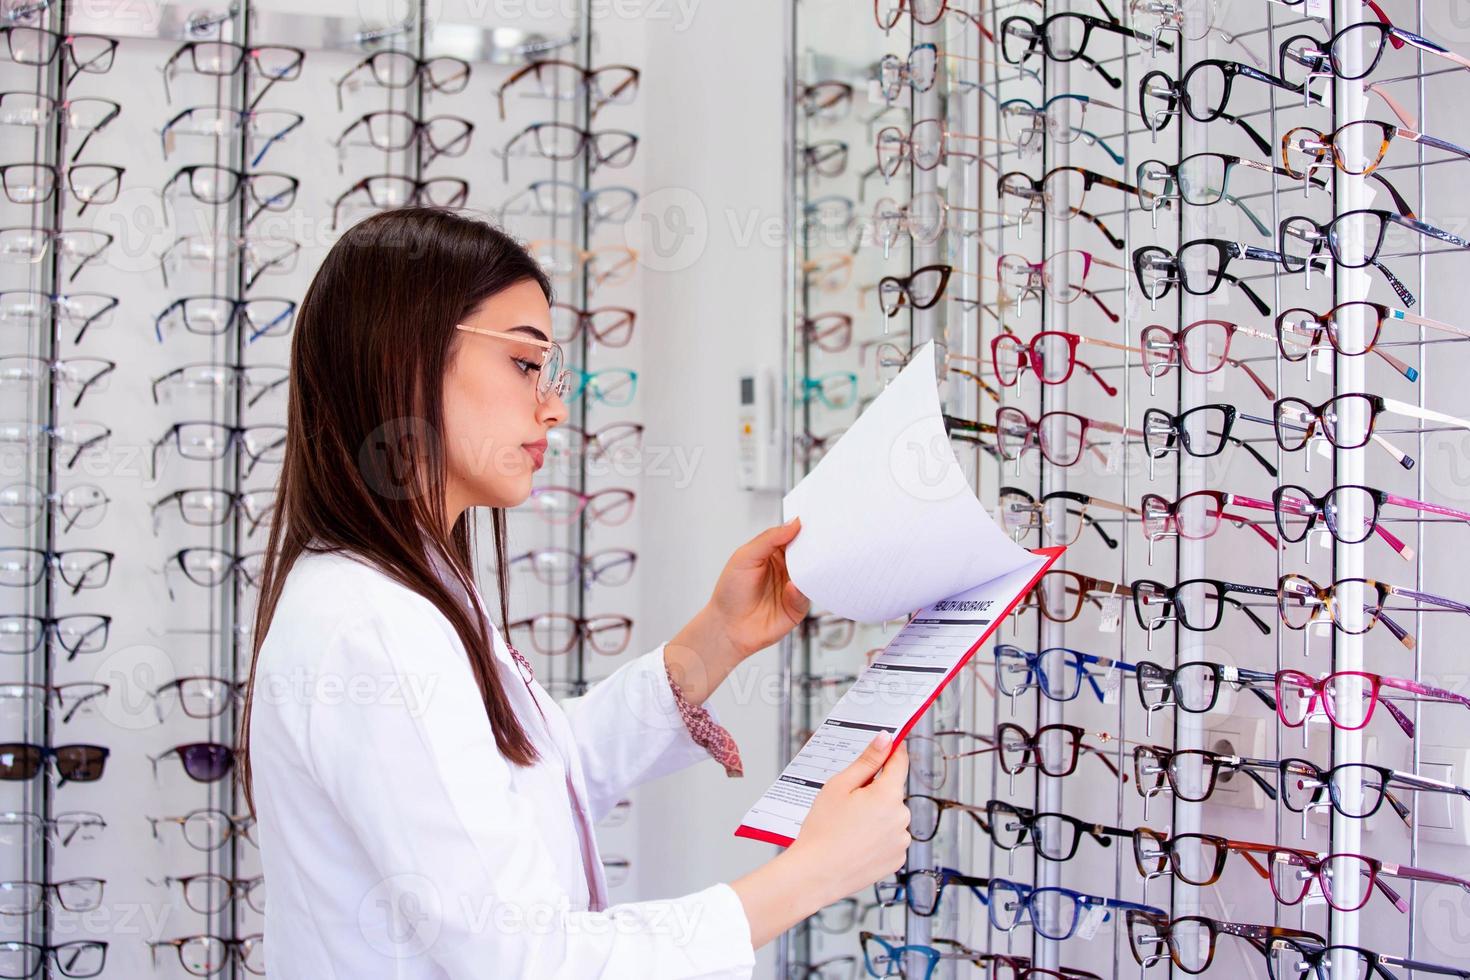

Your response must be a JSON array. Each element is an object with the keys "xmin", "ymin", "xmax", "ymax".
[{"xmin": 442, "ymin": 278, "xmax": 567, "ymax": 517}]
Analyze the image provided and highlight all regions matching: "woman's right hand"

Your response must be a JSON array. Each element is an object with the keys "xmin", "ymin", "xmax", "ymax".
[{"xmin": 788, "ymin": 731, "xmax": 911, "ymax": 909}]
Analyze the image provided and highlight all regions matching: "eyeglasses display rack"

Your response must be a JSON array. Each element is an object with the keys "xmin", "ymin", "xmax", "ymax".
[
  {"xmin": 0, "ymin": 0, "xmax": 645, "ymax": 973},
  {"xmin": 781, "ymin": 1, "xmax": 1470, "ymax": 978}
]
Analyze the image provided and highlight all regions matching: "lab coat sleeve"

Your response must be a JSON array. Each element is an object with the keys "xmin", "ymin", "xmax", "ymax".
[
  {"xmin": 560, "ymin": 643, "xmax": 737, "ymax": 823},
  {"xmin": 304, "ymin": 610, "xmax": 756, "ymax": 979}
]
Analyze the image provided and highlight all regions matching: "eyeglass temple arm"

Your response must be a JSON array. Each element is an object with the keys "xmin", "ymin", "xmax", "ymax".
[
  {"xmin": 1383, "ymin": 396, "xmax": 1470, "ymax": 446},
  {"xmin": 1390, "ymin": 766, "xmax": 1470, "ymax": 797},
  {"xmin": 1394, "ymin": 26, "xmax": 1470, "ymax": 72},
  {"xmin": 1063, "ymin": 507, "xmax": 1118, "ymax": 550},
  {"xmin": 1404, "ymin": 128, "xmax": 1470, "ymax": 164},
  {"xmin": 1076, "ymin": 286, "xmax": 1121, "ymax": 325},
  {"xmin": 1074, "ymin": 128, "xmax": 1125, "ymax": 164},
  {"xmin": 1215, "ymin": 269, "xmax": 1272, "ymax": 317},
  {"xmin": 1083, "ymin": 742, "xmax": 1125, "ymax": 781},
  {"xmin": 1207, "ymin": 506, "xmax": 1282, "ymax": 550},
  {"xmin": 1232, "ymin": 668, "xmax": 1280, "ymax": 711},
  {"xmin": 1076, "ymin": 206, "xmax": 1124, "ymax": 249},
  {"xmin": 1217, "ymin": 109, "xmax": 1272, "ymax": 156},
  {"xmin": 1218, "ymin": 590, "xmax": 1273, "ymax": 635},
  {"xmin": 1064, "ymin": 353, "xmax": 1118, "ymax": 394},
  {"xmin": 1381, "ymin": 670, "xmax": 1470, "ymax": 718},
  {"xmin": 1385, "ymin": 954, "xmax": 1470, "ymax": 980},
  {"xmin": 1229, "ymin": 756, "xmax": 1282, "ymax": 800}
]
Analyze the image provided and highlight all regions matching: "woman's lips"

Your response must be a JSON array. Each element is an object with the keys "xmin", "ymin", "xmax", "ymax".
[{"xmin": 523, "ymin": 440, "xmax": 547, "ymax": 468}]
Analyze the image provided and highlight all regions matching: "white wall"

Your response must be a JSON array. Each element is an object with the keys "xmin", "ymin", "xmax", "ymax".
[{"xmin": 620, "ymin": 1, "xmax": 790, "ymax": 975}]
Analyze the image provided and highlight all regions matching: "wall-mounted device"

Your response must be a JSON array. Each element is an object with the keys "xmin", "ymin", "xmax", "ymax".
[{"xmin": 737, "ymin": 368, "xmax": 782, "ymax": 493}]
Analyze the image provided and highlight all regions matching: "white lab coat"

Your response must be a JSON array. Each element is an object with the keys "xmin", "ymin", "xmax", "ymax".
[{"xmin": 249, "ymin": 550, "xmax": 757, "ymax": 979}]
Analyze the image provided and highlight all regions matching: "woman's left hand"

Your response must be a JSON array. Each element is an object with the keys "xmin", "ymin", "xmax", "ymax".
[
  {"xmin": 666, "ymin": 517, "xmax": 811, "ymax": 704},
  {"xmin": 708, "ymin": 516, "xmax": 812, "ymax": 658}
]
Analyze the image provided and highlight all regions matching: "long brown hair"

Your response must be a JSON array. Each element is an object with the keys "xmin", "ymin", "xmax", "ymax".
[{"xmin": 237, "ymin": 207, "xmax": 550, "ymax": 812}]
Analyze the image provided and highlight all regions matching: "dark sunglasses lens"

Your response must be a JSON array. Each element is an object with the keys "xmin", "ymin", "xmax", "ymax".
[
  {"xmin": 180, "ymin": 743, "xmax": 233, "ymax": 782},
  {"xmin": 0, "ymin": 743, "xmax": 43, "ymax": 779},
  {"xmin": 55, "ymin": 746, "xmax": 106, "ymax": 782}
]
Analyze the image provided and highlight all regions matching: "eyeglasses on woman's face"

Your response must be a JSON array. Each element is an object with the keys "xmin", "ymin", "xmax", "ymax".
[{"xmin": 454, "ymin": 324, "xmax": 570, "ymax": 403}]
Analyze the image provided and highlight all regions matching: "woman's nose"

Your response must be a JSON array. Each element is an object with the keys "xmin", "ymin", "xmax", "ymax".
[{"xmin": 539, "ymin": 391, "xmax": 569, "ymax": 427}]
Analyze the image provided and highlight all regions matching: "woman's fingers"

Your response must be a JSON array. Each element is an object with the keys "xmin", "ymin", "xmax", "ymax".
[
  {"xmin": 784, "ymin": 579, "xmax": 812, "ymax": 618},
  {"xmin": 740, "ymin": 516, "xmax": 802, "ymax": 562}
]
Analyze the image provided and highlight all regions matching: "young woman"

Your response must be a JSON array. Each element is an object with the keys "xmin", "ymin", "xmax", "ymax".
[{"xmin": 240, "ymin": 207, "xmax": 911, "ymax": 978}]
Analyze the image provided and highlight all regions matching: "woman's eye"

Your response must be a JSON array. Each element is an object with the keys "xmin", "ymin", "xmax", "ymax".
[{"xmin": 512, "ymin": 357, "xmax": 542, "ymax": 376}]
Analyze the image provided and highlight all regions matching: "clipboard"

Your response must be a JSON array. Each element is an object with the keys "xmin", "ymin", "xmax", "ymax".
[{"xmin": 734, "ymin": 545, "xmax": 1065, "ymax": 847}]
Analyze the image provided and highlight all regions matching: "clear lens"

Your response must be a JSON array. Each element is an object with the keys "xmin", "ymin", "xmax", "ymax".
[
  {"xmin": 1171, "ymin": 834, "xmax": 1224, "ymax": 885},
  {"xmin": 1175, "ymin": 153, "xmax": 1228, "ymax": 205},
  {"xmin": 1181, "ymin": 60, "xmax": 1228, "ymax": 121},
  {"xmin": 1036, "ymin": 412, "xmax": 1085, "ymax": 466},
  {"xmin": 1032, "ymin": 814, "xmax": 1079, "ymax": 860},
  {"xmin": 1173, "ymin": 662, "xmax": 1220, "ymax": 712},
  {"xmin": 1166, "ymin": 750, "xmax": 1216, "ymax": 802},
  {"xmin": 995, "ymin": 408, "xmax": 1030, "ymax": 460},
  {"xmin": 1279, "ymin": 759, "xmax": 1325, "ymax": 812},
  {"xmin": 1327, "ymin": 211, "xmax": 1384, "ymax": 267},
  {"xmin": 1178, "ymin": 405, "xmax": 1229, "ymax": 456},
  {"xmin": 908, "ymin": 795, "xmax": 940, "ymax": 842}
]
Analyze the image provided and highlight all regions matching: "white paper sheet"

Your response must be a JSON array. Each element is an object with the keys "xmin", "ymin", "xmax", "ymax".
[
  {"xmin": 782, "ymin": 340, "xmax": 1037, "ymax": 623},
  {"xmin": 735, "ymin": 556, "xmax": 1049, "ymax": 845}
]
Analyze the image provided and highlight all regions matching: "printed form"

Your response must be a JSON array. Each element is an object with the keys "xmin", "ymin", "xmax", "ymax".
[{"xmin": 735, "ymin": 551, "xmax": 1059, "ymax": 847}]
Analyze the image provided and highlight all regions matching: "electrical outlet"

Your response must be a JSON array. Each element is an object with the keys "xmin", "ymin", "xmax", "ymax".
[
  {"xmin": 1203, "ymin": 717, "xmax": 1266, "ymax": 811},
  {"xmin": 1419, "ymin": 746, "xmax": 1470, "ymax": 846}
]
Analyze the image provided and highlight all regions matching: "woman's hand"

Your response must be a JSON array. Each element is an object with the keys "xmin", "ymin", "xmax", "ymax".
[
  {"xmin": 666, "ymin": 517, "xmax": 811, "ymax": 704},
  {"xmin": 733, "ymin": 732, "xmax": 911, "ymax": 948},
  {"xmin": 709, "ymin": 516, "xmax": 811, "ymax": 658}
]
